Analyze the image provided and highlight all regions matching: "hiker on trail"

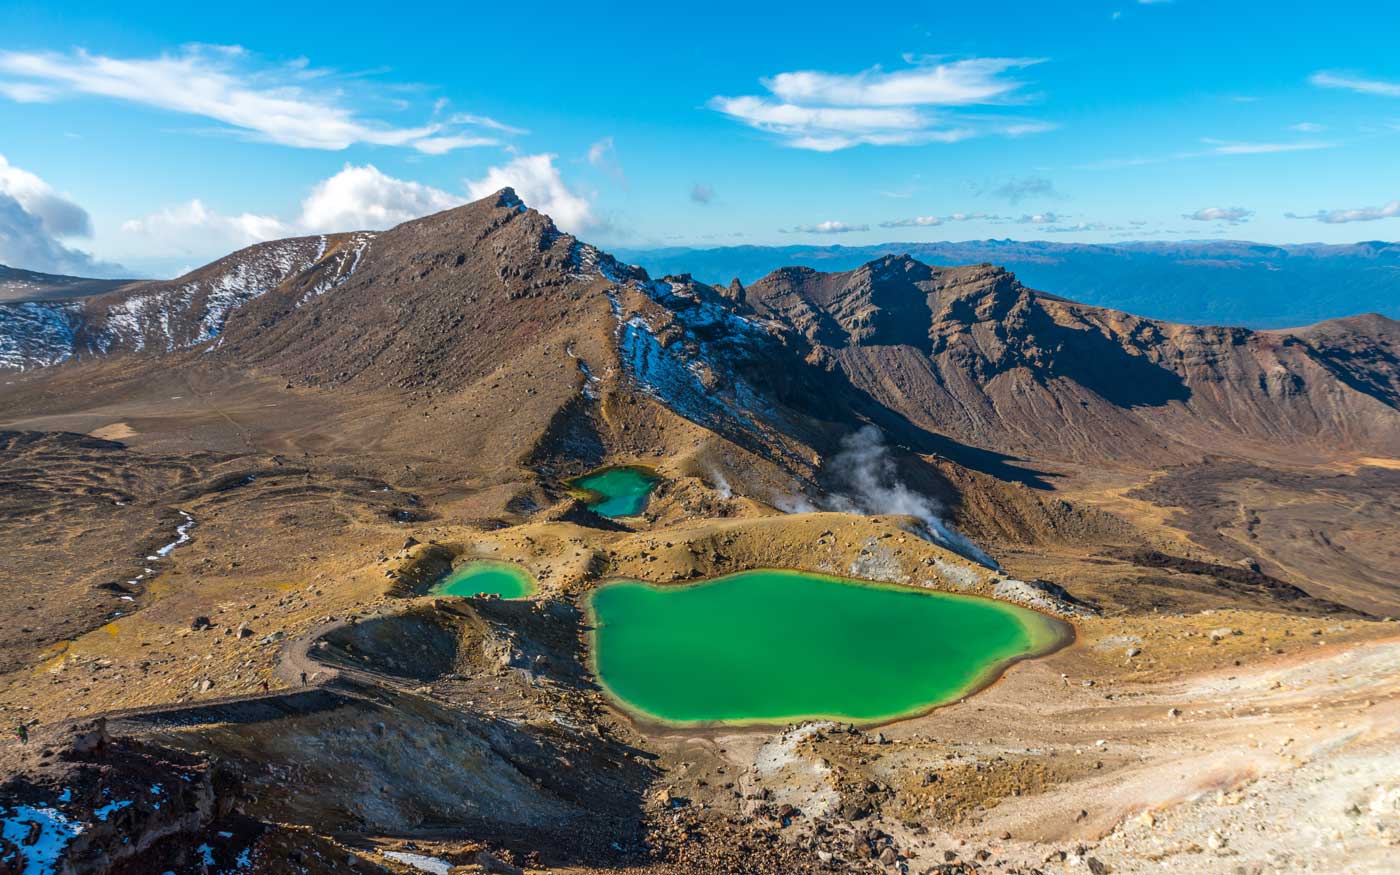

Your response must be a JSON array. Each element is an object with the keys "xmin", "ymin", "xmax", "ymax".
[
  {"xmin": 15, "ymin": 723, "xmax": 28, "ymax": 743},
  {"xmin": 260, "ymin": 680, "xmax": 269, "ymax": 693},
  {"xmin": 300, "ymin": 671, "xmax": 308, "ymax": 686}
]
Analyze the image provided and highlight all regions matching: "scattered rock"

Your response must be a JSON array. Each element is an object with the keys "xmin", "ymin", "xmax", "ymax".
[{"xmin": 472, "ymin": 850, "xmax": 523, "ymax": 875}]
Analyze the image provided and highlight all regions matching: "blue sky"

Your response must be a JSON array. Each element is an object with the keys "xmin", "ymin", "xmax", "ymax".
[{"xmin": 2, "ymin": 0, "xmax": 1399, "ymax": 277}]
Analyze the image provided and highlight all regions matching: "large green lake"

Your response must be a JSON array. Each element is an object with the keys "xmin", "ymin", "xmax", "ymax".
[
  {"xmin": 587, "ymin": 569, "xmax": 1069, "ymax": 727},
  {"xmin": 430, "ymin": 560, "xmax": 536, "ymax": 599},
  {"xmin": 571, "ymin": 466, "xmax": 658, "ymax": 518}
]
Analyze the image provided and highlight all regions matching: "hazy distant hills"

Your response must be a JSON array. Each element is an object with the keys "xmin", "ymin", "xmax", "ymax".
[
  {"xmin": 615, "ymin": 240, "xmax": 1400, "ymax": 329},
  {"xmin": 0, "ymin": 263, "xmax": 136, "ymax": 304}
]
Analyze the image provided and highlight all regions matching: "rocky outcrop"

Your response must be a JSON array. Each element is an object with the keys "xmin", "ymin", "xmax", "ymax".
[{"xmin": 0, "ymin": 719, "xmax": 242, "ymax": 874}]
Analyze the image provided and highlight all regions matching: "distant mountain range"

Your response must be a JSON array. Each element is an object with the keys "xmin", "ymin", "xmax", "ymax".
[{"xmin": 614, "ymin": 240, "xmax": 1400, "ymax": 329}]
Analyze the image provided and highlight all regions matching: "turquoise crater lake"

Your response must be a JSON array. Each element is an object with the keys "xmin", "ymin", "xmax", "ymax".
[
  {"xmin": 571, "ymin": 466, "xmax": 658, "ymax": 518},
  {"xmin": 430, "ymin": 560, "xmax": 536, "ymax": 599},
  {"xmin": 586, "ymin": 569, "xmax": 1070, "ymax": 727}
]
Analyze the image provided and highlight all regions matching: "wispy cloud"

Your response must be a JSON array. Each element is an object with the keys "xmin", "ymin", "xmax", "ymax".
[
  {"xmin": 1310, "ymin": 71, "xmax": 1400, "ymax": 98},
  {"xmin": 1184, "ymin": 206, "xmax": 1253, "ymax": 224},
  {"xmin": 1286, "ymin": 200, "xmax": 1400, "ymax": 223},
  {"xmin": 1202, "ymin": 138, "xmax": 1334, "ymax": 155},
  {"xmin": 879, "ymin": 211, "xmax": 996, "ymax": 228},
  {"xmin": 1289, "ymin": 122, "xmax": 1325, "ymax": 133},
  {"xmin": 711, "ymin": 56, "xmax": 1052, "ymax": 151},
  {"xmin": 1082, "ymin": 137, "xmax": 1335, "ymax": 169},
  {"xmin": 0, "ymin": 45, "xmax": 516, "ymax": 153},
  {"xmin": 975, "ymin": 175, "xmax": 1061, "ymax": 203},
  {"xmin": 785, "ymin": 220, "xmax": 869, "ymax": 233},
  {"xmin": 586, "ymin": 136, "xmax": 626, "ymax": 184},
  {"xmin": 690, "ymin": 184, "xmax": 715, "ymax": 205}
]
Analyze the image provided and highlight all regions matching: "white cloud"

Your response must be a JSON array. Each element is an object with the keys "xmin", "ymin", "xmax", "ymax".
[
  {"xmin": 465, "ymin": 154, "xmax": 597, "ymax": 233},
  {"xmin": 299, "ymin": 164, "xmax": 460, "ymax": 232},
  {"xmin": 1289, "ymin": 122, "xmax": 1325, "ymax": 133},
  {"xmin": 120, "ymin": 199, "xmax": 290, "ymax": 255},
  {"xmin": 0, "ymin": 153, "xmax": 120, "ymax": 275},
  {"xmin": 1286, "ymin": 201, "xmax": 1400, "ymax": 223},
  {"xmin": 763, "ymin": 57, "xmax": 1041, "ymax": 107},
  {"xmin": 880, "ymin": 216, "xmax": 945, "ymax": 228},
  {"xmin": 117, "ymin": 158, "xmax": 598, "ymax": 262},
  {"xmin": 1016, "ymin": 212, "xmax": 1061, "ymax": 223},
  {"xmin": 711, "ymin": 57, "xmax": 1051, "ymax": 151},
  {"xmin": 788, "ymin": 221, "xmax": 869, "ymax": 234},
  {"xmin": 879, "ymin": 212, "xmax": 995, "ymax": 228},
  {"xmin": 118, "ymin": 164, "xmax": 463, "ymax": 256},
  {"xmin": 1184, "ymin": 206, "xmax": 1253, "ymax": 224},
  {"xmin": 0, "ymin": 46, "xmax": 512, "ymax": 153},
  {"xmin": 0, "ymin": 153, "xmax": 92, "ymax": 238},
  {"xmin": 1310, "ymin": 71, "xmax": 1400, "ymax": 98}
]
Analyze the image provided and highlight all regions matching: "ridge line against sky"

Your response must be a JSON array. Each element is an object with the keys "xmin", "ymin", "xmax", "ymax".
[{"xmin": 1, "ymin": 0, "xmax": 1398, "ymax": 278}]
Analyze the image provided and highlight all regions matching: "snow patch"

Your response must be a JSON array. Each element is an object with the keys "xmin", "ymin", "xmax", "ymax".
[
  {"xmin": 1, "ymin": 805, "xmax": 85, "ymax": 875},
  {"xmin": 93, "ymin": 799, "xmax": 131, "ymax": 821},
  {"xmin": 299, "ymin": 232, "xmax": 375, "ymax": 305},
  {"xmin": 0, "ymin": 302, "xmax": 80, "ymax": 370},
  {"xmin": 383, "ymin": 851, "xmax": 454, "ymax": 874},
  {"xmin": 146, "ymin": 511, "xmax": 194, "ymax": 560}
]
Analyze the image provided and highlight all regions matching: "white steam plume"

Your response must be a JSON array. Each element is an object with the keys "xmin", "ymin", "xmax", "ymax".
[{"xmin": 825, "ymin": 426, "xmax": 998, "ymax": 568}]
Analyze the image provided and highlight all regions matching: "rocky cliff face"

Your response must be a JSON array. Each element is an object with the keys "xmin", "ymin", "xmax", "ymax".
[{"xmin": 743, "ymin": 254, "xmax": 1400, "ymax": 464}]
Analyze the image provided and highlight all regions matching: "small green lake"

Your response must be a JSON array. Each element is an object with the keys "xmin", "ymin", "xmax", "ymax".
[
  {"xmin": 586, "ymin": 569, "xmax": 1069, "ymax": 727},
  {"xmin": 430, "ymin": 560, "xmax": 536, "ymax": 599},
  {"xmin": 571, "ymin": 466, "xmax": 658, "ymax": 518}
]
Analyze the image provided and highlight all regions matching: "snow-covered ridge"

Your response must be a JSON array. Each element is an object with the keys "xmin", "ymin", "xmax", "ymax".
[
  {"xmin": 569, "ymin": 241, "xmax": 646, "ymax": 286},
  {"xmin": 0, "ymin": 237, "xmax": 331, "ymax": 371},
  {"xmin": 615, "ymin": 277, "xmax": 784, "ymax": 436},
  {"xmin": 102, "ymin": 237, "xmax": 324, "ymax": 352}
]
